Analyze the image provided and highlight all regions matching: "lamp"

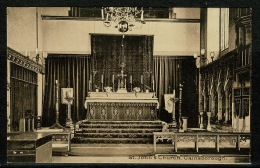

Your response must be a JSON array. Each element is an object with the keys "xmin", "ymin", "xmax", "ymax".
[
  {"xmin": 210, "ymin": 52, "xmax": 215, "ymax": 62},
  {"xmin": 194, "ymin": 49, "xmax": 208, "ymax": 67},
  {"xmin": 102, "ymin": 7, "xmax": 145, "ymax": 33}
]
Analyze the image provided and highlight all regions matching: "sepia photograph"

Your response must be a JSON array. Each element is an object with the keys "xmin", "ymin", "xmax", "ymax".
[{"xmin": 5, "ymin": 5, "xmax": 253, "ymax": 165}]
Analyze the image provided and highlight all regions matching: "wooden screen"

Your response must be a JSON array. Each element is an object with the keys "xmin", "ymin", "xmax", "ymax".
[{"xmin": 10, "ymin": 63, "xmax": 38, "ymax": 131}]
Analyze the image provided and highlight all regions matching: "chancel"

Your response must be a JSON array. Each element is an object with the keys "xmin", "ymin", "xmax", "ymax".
[{"xmin": 6, "ymin": 7, "xmax": 251, "ymax": 164}]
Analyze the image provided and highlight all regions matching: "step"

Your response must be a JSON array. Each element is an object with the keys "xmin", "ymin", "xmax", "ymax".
[
  {"xmin": 78, "ymin": 120, "xmax": 163, "ymax": 124},
  {"xmin": 71, "ymin": 137, "xmax": 153, "ymax": 144},
  {"xmin": 75, "ymin": 128, "xmax": 162, "ymax": 133},
  {"xmin": 79, "ymin": 124, "xmax": 162, "ymax": 128},
  {"xmin": 75, "ymin": 133, "xmax": 153, "ymax": 138}
]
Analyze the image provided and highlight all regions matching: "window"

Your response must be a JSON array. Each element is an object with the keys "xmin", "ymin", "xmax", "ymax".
[{"xmin": 220, "ymin": 8, "xmax": 229, "ymax": 51}]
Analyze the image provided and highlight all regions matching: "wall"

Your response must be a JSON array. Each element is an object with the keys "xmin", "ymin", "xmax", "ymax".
[
  {"xmin": 7, "ymin": 7, "xmax": 200, "ymax": 57},
  {"xmin": 207, "ymin": 8, "xmax": 220, "ymax": 62},
  {"xmin": 42, "ymin": 20, "xmax": 200, "ymax": 56},
  {"xmin": 7, "ymin": 7, "xmax": 37, "ymax": 56}
]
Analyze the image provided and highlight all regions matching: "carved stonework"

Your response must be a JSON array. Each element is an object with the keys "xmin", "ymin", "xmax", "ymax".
[
  {"xmin": 219, "ymin": 136, "xmax": 237, "ymax": 143},
  {"xmin": 7, "ymin": 47, "xmax": 44, "ymax": 74},
  {"xmin": 90, "ymin": 106, "xmax": 95, "ymax": 119},
  {"xmin": 177, "ymin": 136, "xmax": 196, "ymax": 142},
  {"xmin": 112, "ymin": 107, "xmax": 119, "ymax": 120},
  {"xmin": 156, "ymin": 135, "xmax": 175, "ymax": 143},
  {"xmin": 198, "ymin": 135, "xmax": 216, "ymax": 142}
]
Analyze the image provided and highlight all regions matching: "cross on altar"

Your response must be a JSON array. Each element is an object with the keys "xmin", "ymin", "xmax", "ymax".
[
  {"xmin": 117, "ymin": 69, "xmax": 127, "ymax": 88},
  {"xmin": 169, "ymin": 90, "xmax": 179, "ymax": 128}
]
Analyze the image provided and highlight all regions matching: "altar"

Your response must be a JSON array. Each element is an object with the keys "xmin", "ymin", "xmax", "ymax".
[{"xmin": 84, "ymin": 92, "xmax": 159, "ymax": 120}]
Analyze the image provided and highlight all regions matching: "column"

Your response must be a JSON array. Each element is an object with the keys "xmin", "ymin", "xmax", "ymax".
[
  {"xmin": 217, "ymin": 91, "xmax": 223, "ymax": 122},
  {"xmin": 37, "ymin": 73, "xmax": 43, "ymax": 118},
  {"xmin": 224, "ymin": 91, "xmax": 229, "ymax": 123}
]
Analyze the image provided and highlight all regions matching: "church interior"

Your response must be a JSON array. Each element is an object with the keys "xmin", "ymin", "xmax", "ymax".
[{"xmin": 6, "ymin": 7, "xmax": 251, "ymax": 164}]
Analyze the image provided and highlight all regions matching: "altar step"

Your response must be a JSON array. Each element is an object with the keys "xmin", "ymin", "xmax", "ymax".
[{"xmin": 72, "ymin": 120, "xmax": 163, "ymax": 144}]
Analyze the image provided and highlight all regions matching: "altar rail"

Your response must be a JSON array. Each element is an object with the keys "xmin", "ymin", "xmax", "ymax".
[{"xmin": 153, "ymin": 132, "xmax": 250, "ymax": 153}]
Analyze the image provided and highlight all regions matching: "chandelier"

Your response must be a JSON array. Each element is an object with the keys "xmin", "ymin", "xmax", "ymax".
[{"xmin": 102, "ymin": 7, "xmax": 145, "ymax": 33}]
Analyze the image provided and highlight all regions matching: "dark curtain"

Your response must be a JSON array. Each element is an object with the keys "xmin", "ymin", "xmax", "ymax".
[
  {"xmin": 153, "ymin": 56, "xmax": 197, "ymax": 127},
  {"xmin": 91, "ymin": 34, "xmax": 153, "ymax": 91},
  {"xmin": 42, "ymin": 55, "xmax": 91, "ymax": 127}
]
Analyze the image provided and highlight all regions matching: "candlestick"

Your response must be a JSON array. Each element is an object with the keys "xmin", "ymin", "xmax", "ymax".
[{"xmin": 106, "ymin": 13, "xmax": 109, "ymax": 21}]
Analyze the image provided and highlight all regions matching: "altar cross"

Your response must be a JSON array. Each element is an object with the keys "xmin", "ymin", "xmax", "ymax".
[{"xmin": 117, "ymin": 69, "xmax": 127, "ymax": 88}]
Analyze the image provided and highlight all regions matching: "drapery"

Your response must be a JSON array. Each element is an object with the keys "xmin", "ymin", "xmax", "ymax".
[
  {"xmin": 42, "ymin": 55, "xmax": 91, "ymax": 127},
  {"xmin": 153, "ymin": 56, "xmax": 197, "ymax": 127},
  {"xmin": 90, "ymin": 34, "xmax": 153, "ymax": 91}
]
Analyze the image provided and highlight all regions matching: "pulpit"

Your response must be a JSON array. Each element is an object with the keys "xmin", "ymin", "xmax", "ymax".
[{"xmin": 85, "ymin": 92, "xmax": 159, "ymax": 120}]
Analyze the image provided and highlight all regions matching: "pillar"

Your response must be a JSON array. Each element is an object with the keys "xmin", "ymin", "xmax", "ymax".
[
  {"xmin": 217, "ymin": 91, "xmax": 223, "ymax": 121},
  {"xmin": 37, "ymin": 73, "xmax": 43, "ymax": 118}
]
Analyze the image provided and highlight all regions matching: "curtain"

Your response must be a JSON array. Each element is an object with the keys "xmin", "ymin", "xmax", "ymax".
[
  {"xmin": 153, "ymin": 56, "xmax": 197, "ymax": 127},
  {"xmin": 42, "ymin": 55, "xmax": 91, "ymax": 127},
  {"xmin": 91, "ymin": 34, "xmax": 153, "ymax": 90},
  {"xmin": 153, "ymin": 56, "xmax": 180, "ymax": 121}
]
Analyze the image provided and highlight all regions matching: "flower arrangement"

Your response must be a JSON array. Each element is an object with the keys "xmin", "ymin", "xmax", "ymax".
[
  {"xmin": 104, "ymin": 86, "xmax": 112, "ymax": 93},
  {"xmin": 133, "ymin": 87, "xmax": 141, "ymax": 93}
]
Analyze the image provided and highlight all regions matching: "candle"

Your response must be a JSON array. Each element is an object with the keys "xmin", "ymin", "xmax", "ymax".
[
  {"xmin": 89, "ymin": 80, "xmax": 91, "ymax": 91},
  {"xmin": 90, "ymin": 74, "xmax": 92, "ymax": 82},
  {"xmin": 173, "ymin": 89, "xmax": 175, "ymax": 96},
  {"xmin": 112, "ymin": 74, "xmax": 114, "ymax": 84},
  {"xmin": 130, "ymin": 75, "xmax": 132, "ymax": 84},
  {"xmin": 101, "ymin": 8, "xmax": 104, "ymax": 20},
  {"xmin": 28, "ymin": 51, "xmax": 30, "ymax": 57},
  {"xmin": 152, "ymin": 79, "xmax": 155, "ymax": 91},
  {"xmin": 25, "ymin": 50, "xmax": 28, "ymax": 56},
  {"xmin": 36, "ymin": 48, "xmax": 38, "ymax": 55},
  {"xmin": 125, "ymin": 79, "xmax": 126, "ymax": 88},
  {"xmin": 101, "ymin": 74, "xmax": 103, "ymax": 83},
  {"xmin": 141, "ymin": 9, "xmax": 144, "ymax": 21},
  {"xmin": 141, "ymin": 75, "xmax": 143, "ymax": 84},
  {"xmin": 55, "ymin": 80, "xmax": 58, "ymax": 84}
]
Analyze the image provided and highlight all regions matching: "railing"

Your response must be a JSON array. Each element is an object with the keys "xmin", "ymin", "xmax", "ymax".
[{"xmin": 153, "ymin": 132, "xmax": 250, "ymax": 153}]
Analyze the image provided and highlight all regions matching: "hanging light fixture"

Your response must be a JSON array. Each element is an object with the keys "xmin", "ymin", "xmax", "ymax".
[{"xmin": 102, "ymin": 7, "xmax": 145, "ymax": 33}]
